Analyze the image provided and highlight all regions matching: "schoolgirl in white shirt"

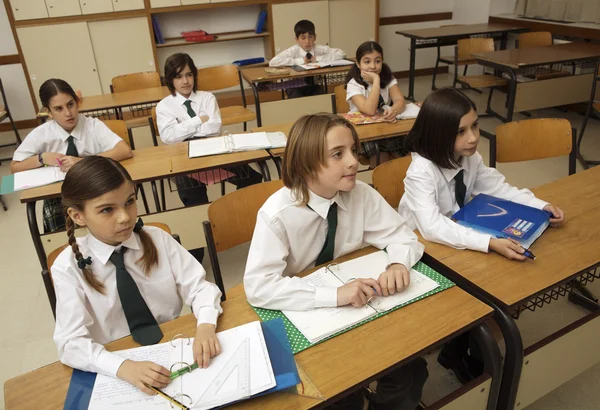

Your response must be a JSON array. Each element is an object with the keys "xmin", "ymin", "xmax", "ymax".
[
  {"xmin": 244, "ymin": 113, "xmax": 427, "ymax": 410},
  {"xmin": 345, "ymin": 41, "xmax": 408, "ymax": 168},
  {"xmin": 52, "ymin": 156, "xmax": 223, "ymax": 395},
  {"xmin": 10, "ymin": 78, "xmax": 132, "ymax": 232}
]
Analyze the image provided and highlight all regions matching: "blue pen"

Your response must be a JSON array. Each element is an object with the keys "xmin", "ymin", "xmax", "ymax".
[{"xmin": 496, "ymin": 236, "xmax": 536, "ymax": 260}]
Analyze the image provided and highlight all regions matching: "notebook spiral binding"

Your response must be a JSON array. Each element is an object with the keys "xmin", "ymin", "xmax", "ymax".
[{"xmin": 169, "ymin": 333, "xmax": 193, "ymax": 408}]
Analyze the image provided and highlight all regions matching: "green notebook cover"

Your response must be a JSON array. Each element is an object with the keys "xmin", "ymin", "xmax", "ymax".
[
  {"xmin": 252, "ymin": 261, "xmax": 455, "ymax": 354},
  {"xmin": 0, "ymin": 174, "xmax": 14, "ymax": 195}
]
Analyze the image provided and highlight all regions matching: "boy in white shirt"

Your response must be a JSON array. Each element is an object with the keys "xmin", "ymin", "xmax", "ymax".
[{"xmin": 269, "ymin": 20, "xmax": 346, "ymax": 98}]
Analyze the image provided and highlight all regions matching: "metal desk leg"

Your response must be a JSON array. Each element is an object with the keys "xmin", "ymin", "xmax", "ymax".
[
  {"xmin": 258, "ymin": 160, "xmax": 271, "ymax": 182},
  {"xmin": 408, "ymin": 38, "xmax": 417, "ymax": 102},
  {"xmin": 27, "ymin": 201, "xmax": 48, "ymax": 270},
  {"xmin": 500, "ymin": 32, "xmax": 508, "ymax": 50},
  {"xmin": 251, "ymin": 82, "xmax": 262, "ymax": 127},
  {"xmin": 577, "ymin": 62, "xmax": 600, "ymax": 169},
  {"xmin": 505, "ymin": 68, "xmax": 518, "ymax": 122},
  {"xmin": 471, "ymin": 322, "xmax": 503, "ymax": 410}
]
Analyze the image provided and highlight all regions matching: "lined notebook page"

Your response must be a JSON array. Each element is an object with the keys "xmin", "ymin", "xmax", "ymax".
[
  {"xmin": 13, "ymin": 167, "xmax": 66, "ymax": 191},
  {"xmin": 231, "ymin": 132, "xmax": 271, "ymax": 151},
  {"xmin": 396, "ymin": 103, "xmax": 421, "ymax": 120},
  {"xmin": 188, "ymin": 137, "xmax": 228, "ymax": 158}
]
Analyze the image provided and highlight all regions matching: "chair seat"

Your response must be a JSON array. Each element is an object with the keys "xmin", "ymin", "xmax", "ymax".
[
  {"xmin": 221, "ymin": 105, "xmax": 256, "ymax": 126},
  {"xmin": 125, "ymin": 117, "xmax": 151, "ymax": 129},
  {"xmin": 457, "ymin": 75, "xmax": 508, "ymax": 88},
  {"xmin": 440, "ymin": 56, "xmax": 477, "ymax": 65}
]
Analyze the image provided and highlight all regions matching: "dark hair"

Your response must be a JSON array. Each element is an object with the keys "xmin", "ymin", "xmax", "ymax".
[
  {"xmin": 61, "ymin": 156, "xmax": 159, "ymax": 293},
  {"xmin": 405, "ymin": 88, "xmax": 478, "ymax": 169},
  {"xmin": 164, "ymin": 53, "xmax": 198, "ymax": 96},
  {"xmin": 294, "ymin": 20, "xmax": 315, "ymax": 38},
  {"xmin": 39, "ymin": 79, "xmax": 78, "ymax": 110},
  {"xmin": 344, "ymin": 41, "xmax": 394, "ymax": 89}
]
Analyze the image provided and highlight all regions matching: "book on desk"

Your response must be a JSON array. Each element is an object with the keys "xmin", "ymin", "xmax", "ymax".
[
  {"xmin": 452, "ymin": 194, "xmax": 552, "ymax": 248},
  {"xmin": 188, "ymin": 131, "xmax": 286, "ymax": 158}
]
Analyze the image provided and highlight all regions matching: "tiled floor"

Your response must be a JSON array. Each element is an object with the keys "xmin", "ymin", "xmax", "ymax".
[{"xmin": 1, "ymin": 73, "xmax": 600, "ymax": 409}]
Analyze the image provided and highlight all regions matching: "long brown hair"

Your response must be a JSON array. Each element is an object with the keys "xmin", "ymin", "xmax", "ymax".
[
  {"xmin": 282, "ymin": 113, "xmax": 359, "ymax": 205},
  {"xmin": 61, "ymin": 156, "xmax": 159, "ymax": 293}
]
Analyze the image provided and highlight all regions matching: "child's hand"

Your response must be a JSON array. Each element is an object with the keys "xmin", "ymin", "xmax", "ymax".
[
  {"xmin": 381, "ymin": 108, "xmax": 397, "ymax": 122},
  {"xmin": 58, "ymin": 155, "xmax": 82, "ymax": 172},
  {"xmin": 377, "ymin": 264, "xmax": 410, "ymax": 296},
  {"xmin": 193, "ymin": 323, "xmax": 221, "ymax": 369},
  {"xmin": 116, "ymin": 359, "xmax": 170, "ymax": 395},
  {"xmin": 543, "ymin": 204, "xmax": 565, "ymax": 227},
  {"xmin": 41, "ymin": 152, "xmax": 63, "ymax": 167},
  {"xmin": 489, "ymin": 238, "xmax": 527, "ymax": 261},
  {"xmin": 360, "ymin": 70, "xmax": 380, "ymax": 84},
  {"xmin": 337, "ymin": 278, "xmax": 382, "ymax": 307},
  {"xmin": 303, "ymin": 55, "xmax": 316, "ymax": 64},
  {"xmin": 199, "ymin": 115, "xmax": 209, "ymax": 123}
]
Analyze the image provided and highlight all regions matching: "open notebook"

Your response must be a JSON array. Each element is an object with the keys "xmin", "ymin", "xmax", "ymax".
[
  {"xmin": 282, "ymin": 251, "xmax": 439, "ymax": 344},
  {"xmin": 292, "ymin": 58, "xmax": 354, "ymax": 71},
  {"xmin": 188, "ymin": 132, "xmax": 287, "ymax": 158},
  {"xmin": 6, "ymin": 166, "xmax": 67, "ymax": 192},
  {"xmin": 87, "ymin": 321, "xmax": 275, "ymax": 410}
]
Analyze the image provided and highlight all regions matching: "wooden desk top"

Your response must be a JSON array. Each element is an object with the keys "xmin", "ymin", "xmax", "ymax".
[
  {"xmin": 19, "ymin": 144, "xmax": 270, "ymax": 203},
  {"xmin": 240, "ymin": 64, "xmax": 352, "ymax": 83},
  {"xmin": 421, "ymin": 166, "xmax": 600, "ymax": 309},
  {"xmin": 4, "ymin": 248, "xmax": 492, "ymax": 410},
  {"xmin": 395, "ymin": 23, "xmax": 525, "ymax": 40},
  {"xmin": 472, "ymin": 42, "xmax": 600, "ymax": 69},
  {"xmin": 490, "ymin": 14, "xmax": 600, "ymax": 42},
  {"xmin": 77, "ymin": 87, "xmax": 169, "ymax": 113},
  {"xmin": 253, "ymin": 118, "xmax": 416, "ymax": 157}
]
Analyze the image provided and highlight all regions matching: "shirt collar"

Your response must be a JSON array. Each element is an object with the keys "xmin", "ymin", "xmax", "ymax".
[
  {"xmin": 175, "ymin": 91, "xmax": 196, "ymax": 106},
  {"xmin": 440, "ymin": 158, "xmax": 467, "ymax": 182},
  {"xmin": 86, "ymin": 231, "xmax": 141, "ymax": 265},
  {"xmin": 306, "ymin": 189, "xmax": 347, "ymax": 219},
  {"xmin": 56, "ymin": 115, "xmax": 84, "ymax": 142}
]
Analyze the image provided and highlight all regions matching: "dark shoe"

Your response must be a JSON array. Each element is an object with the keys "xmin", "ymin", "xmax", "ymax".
[{"xmin": 437, "ymin": 350, "xmax": 478, "ymax": 385}]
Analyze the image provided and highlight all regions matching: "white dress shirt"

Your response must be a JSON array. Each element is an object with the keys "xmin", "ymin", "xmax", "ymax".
[
  {"xmin": 156, "ymin": 90, "xmax": 222, "ymax": 144},
  {"xmin": 346, "ymin": 78, "xmax": 399, "ymax": 113},
  {"xmin": 52, "ymin": 226, "xmax": 223, "ymax": 378},
  {"xmin": 398, "ymin": 152, "xmax": 549, "ymax": 253},
  {"xmin": 269, "ymin": 44, "xmax": 346, "ymax": 67},
  {"xmin": 244, "ymin": 181, "xmax": 424, "ymax": 311},
  {"xmin": 12, "ymin": 115, "xmax": 122, "ymax": 161}
]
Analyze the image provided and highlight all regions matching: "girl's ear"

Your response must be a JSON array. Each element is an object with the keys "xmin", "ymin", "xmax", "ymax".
[{"xmin": 67, "ymin": 207, "xmax": 86, "ymax": 228}]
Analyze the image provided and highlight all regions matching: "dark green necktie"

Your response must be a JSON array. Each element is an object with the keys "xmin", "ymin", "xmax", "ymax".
[
  {"xmin": 109, "ymin": 248, "xmax": 163, "ymax": 345},
  {"xmin": 454, "ymin": 170, "xmax": 467, "ymax": 208},
  {"xmin": 315, "ymin": 203, "xmax": 338, "ymax": 266},
  {"xmin": 65, "ymin": 135, "xmax": 78, "ymax": 157},
  {"xmin": 183, "ymin": 100, "xmax": 196, "ymax": 118}
]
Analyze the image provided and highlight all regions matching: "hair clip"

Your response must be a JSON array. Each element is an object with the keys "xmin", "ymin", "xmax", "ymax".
[
  {"xmin": 133, "ymin": 217, "xmax": 144, "ymax": 233},
  {"xmin": 77, "ymin": 256, "xmax": 92, "ymax": 269}
]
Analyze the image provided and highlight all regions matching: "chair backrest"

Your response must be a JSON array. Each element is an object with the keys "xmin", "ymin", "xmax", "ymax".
[
  {"xmin": 197, "ymin": 65, "xmax": 240, "ymax": 92},
  {"xmin": 517, "ymin": 32, "xmax": 552, "ymax": 49},
  {"xmin": 372, "ymin": 156, "xmax": 412, "ymax": 208},
  {"xmin": 494, "ymin": 118, "xmax": 575, "ymax": 174},
  {"xmin": 149, "ymin": 107, "xmax": 159, "ymax": 146},
  {"xmin": 102, "ymin": 119, "xmax": 130, "ymax": 146},
  {"xmin": 456, "ymin": 38, "xmax": 495, "ymax": 60},
  {"xmin": 207, "ymin": 180, "xmax": 284, "ymax": 252},
  {"xmin": 333, "ymin": 84, "xmax": 350, "ymax": 114},
  {"xmin": 111, "ymin": 72, "xmax": 161, "ymax": 93}
]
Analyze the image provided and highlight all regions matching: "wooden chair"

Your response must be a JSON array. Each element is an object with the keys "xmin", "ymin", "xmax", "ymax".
[
  {"xmin": 516, "ymin": 32, "xmax": 572, "ymax": 79},
  {"xmin": 196, "ymin": 65, "xmax": 256, "ymax": 131},
  {"xmin": 110, "ymin": 72, "xmax": 162, "ymax": 135},
  {"xmin": 42, "ymin": 222, "xmax": 176, "ymax": 319},
  {"xmin": 0, "ymin": 78, "xmax": 22, "ymax": 166},
  {"xmin": 203, "ymin": 180, "xmax": 284, "ymax": 301},
  {"xmin": 489, "ymin": 118, "xmax": 576, "ymax": 176},
  {"xmin": 431, "ymin": 24, "xmax": 474, "ymax": 91},
  {"xmin": 371, "ymin": 156, "xmax": 412, "ymax": 209}
]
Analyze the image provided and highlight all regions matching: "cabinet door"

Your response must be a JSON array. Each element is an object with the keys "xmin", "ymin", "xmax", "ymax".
[
  {"xmin": 17, "ymin": 23, "xmax": 102, "ymax": 107},
  {"xmin": 150, "ymin": 0, "xmax": 180, "ymax": 8},
  {"xmin": 112, "ymin": 0, "xmax": 144, "ymax": 11},
  {"xmin": 272, "ymin": 1, "xmax": 329, "ymax": 55},
  {"xmin": 10, "ymin": 0, "xmax": 49, "ymax": 20},
  {"xmin": 45, "ymin": 0, "xmax": 82, "ymax": 17},
  {"xmin": 329, "ymin": 0, "xmax": 376, "ymax": 57},
  {"xmin": 181, "ymin": 0, "xmax": 209, "ymax": 4},
  {"xmin": 88, "ymin": 17, "xmax": 156, "ymax": 94},
  {"xmin": 80, "ymin": 0, "xmax": 113, "ymax": 14}
]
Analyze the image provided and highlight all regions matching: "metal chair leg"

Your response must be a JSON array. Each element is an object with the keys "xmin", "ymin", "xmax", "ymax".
[
  {"xmin": 137, "ymin": 184, "xmax": 150, "ymax": 214},
  {"xmin": 0, "ymin": 195, "xmax": 7, "ymax": 211}
]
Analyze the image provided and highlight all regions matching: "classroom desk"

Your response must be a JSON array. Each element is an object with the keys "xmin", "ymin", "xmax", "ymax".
[
  {"xmin": 489, "ymin": 14, "xmax": 600, "ymax": 42},
  {"xmin": 471, "ymin": 42, "xmax": 600, "ymax": 122},
  {"xmin": 419, "ymin": 165, "xmax": 600, "ymax": 410},
  {"xmin": 395, "ymin": 23, "xmax": 525, "ymax": 101},
  {"xmin": 4, "ymin": 247, "xmax": 501, "ymax": 410},
  {"xmin": 20, "ymin": 143, "xmax": 272, "ymax": 271},
  {"xmin": 239, "ymin": 65, "xmax": 353, "ymax": 127}
]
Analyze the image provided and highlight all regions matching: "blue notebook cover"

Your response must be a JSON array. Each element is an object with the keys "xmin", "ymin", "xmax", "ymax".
[
  {"xmin": 255, "ymin": 10, "xmax": 267, "ymax": 34},
  {"xmin": 63, "ymin": 318, "xmax": 299, "ymax": 410},
  {"xmin": 0, "ymin": 174, "xmax": 14, "ymax": 195},
  {"xmin": 452, "ymin": 194, "xmax": 551, "ymax": 248},
  {"xmin": 151, "ymin": 15, "xmax": 165, "ymax": 45}
]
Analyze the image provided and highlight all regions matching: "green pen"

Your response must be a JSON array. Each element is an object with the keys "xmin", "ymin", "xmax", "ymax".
[{"xmin": 170, "ymin": 362, "xmax": 198, "ymax": 380}]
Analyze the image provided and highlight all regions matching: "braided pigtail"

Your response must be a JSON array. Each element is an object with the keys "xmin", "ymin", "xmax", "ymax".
[
  {"xmin": 133, "ymin": 218, "xmax": 158, "ymax": 275},
  {"xmin": 66, "ymin": 214, "xmax": 104, "ymax": 294}
]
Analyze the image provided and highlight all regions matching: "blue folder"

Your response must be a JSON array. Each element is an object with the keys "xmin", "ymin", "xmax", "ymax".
[
  {"xmin": 0, "ymin": 174, "xmax": 14, "ymax": 195},
  {"xmin": 452, "ymin": 194, "xmax": 552, "ymax": 248},
  {"xmin": 63, "ymin": 318, "xmax": 299, "ymax": 410}
]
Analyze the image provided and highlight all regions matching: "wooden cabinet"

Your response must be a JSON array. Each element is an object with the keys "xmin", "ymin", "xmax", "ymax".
[
  {"xmin": 181, "ymin": 0, "xmax": 210, "ymax": 4},
  {"xmin": 17, "ymin": 23, "xmax": 102, "ymax": 106},
  {"xmin": 10, "ymin": 0, "xmax": 49, "ymax": 20},
  {"xmin": 79, "ymin": 0, "xmax": 113, "ymax": 14},
  {"xmin": 329, "ymin": 0, "xmax": 376, "ymax": 57},
  {"xmin": 150, "ymin": 0, "xmax": 180, "ymax": 7},
  {"xmin": 112, "ymin": 0, "xmax": 145, "ymax": 11},
  {"xmin": 272, "ymin": 0, "xmax": 330, "ymax": 54},
  {"xmin": 45, "ymin": 0, "xmax": 82, "ymax": 17}
]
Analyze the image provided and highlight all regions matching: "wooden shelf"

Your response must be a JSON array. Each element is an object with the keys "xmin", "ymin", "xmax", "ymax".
[{"xmin": 156, "ymin": 31, "xmax": 269, "ymax": 48}]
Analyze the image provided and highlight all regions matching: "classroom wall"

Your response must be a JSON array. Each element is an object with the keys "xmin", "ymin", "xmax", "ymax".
[
  {"xmin": 489, "ymin": 0, "xmax": 517, "ymax": 16},
  {"xmin": 0, "ymin": 1, "xmax": 36, "ymax": 122}
]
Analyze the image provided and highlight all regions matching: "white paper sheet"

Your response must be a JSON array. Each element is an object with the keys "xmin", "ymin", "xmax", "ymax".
[
  {"xmin": 231, "ymin": 132, "xmax": 271, "ymax": 151},
  {"xmin": 188, "ymin": 137, "xmax": 229, "ymax": 158},
  {"xmin": 13, "ymin": 166, "xmax": 66, "ymax": 191},
  {"xmin": 396, "ymin": 103, "xmax": 421, "ymax": 120}
]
